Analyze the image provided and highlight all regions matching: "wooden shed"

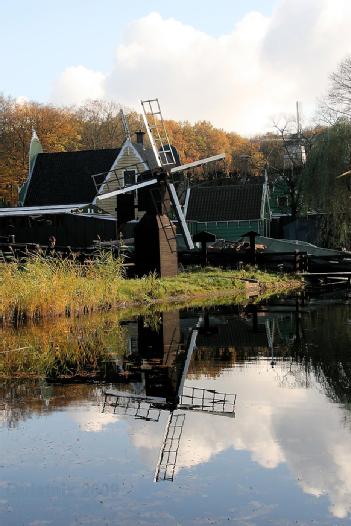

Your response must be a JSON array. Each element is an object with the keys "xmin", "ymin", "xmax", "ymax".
[{"xmin": 185, "ymin": 183, "xmax": 271, "ymax": 241}]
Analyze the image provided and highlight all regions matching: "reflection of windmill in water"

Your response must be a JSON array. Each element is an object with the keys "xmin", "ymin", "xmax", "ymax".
[
  {"xmin": 103, "ymin": 310, "xmax": 237, "ymax": 482},
  {"xmin": 96, "ymin": 99, "xmax": 225, "ymax": 277}
]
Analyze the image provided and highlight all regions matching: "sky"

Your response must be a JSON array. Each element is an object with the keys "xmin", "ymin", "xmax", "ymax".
[{"xmin": 1, "ymin": 0, "xmax": 351, "ymax": 135}]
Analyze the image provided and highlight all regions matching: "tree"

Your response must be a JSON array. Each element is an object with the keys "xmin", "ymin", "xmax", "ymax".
[
  {"xmin": 165, "ymin": 119, "xmax": 264, "ymax": 177},
  {"xmin": 229, "ymin": 132, "xmax": 265, "ymax": 177},
  {"xmin": 76, "ymin": 100, "xmax": 123, "ymax": 150},
  {"xmin": 0, "ymin": 95, "xmax": 81, "ymax": 204},
  {"xmin": 76, "ymin": 100, "xmax": 145, "ymax": 150},
  {"xmin": 320, "ymin": 55, "xmax": 351, "ymax": 123},
  {"xmin": 272, "ymin": 117, "xmax": 306, "ymax": 217},
  {"xmin": 0, "ymin": 95, "xmax": 266, "ymax": 205},
  {"xmin": 302, "ymin": 121, "xmax": 351, "ymax": 249},
  {"xmin": 255, "ymin": 112, "xmax": 320, "ymax": 218}
]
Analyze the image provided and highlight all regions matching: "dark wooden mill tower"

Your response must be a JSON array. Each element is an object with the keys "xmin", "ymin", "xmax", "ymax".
[
  {"xmin": 97, "ymin": 99, "xmax": 225, "ymax": 277},
  {"xmin": 134, "ymin": 176, "xmax": 178, "ymax": 277}
]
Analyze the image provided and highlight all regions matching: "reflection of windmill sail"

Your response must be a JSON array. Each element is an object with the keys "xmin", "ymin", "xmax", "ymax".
[
  {"xmin": 103, "ymin": 385, "xmax": 237, "ymax": 482},
  {"xmin": 154, "ymin": 412, "xmax": 185, "ymax": 482},
  {"xmin": 265, "ymin": 318, "xmax": 276, "ymax": 366},
  {"xmin": 153, "ymin": 384, "xmax": 236, "ymax": 483},
  {"xmin": 265, "ymin": 318, "xmax": 275, "ymax": 351},
  {"xmin": 176, "ymin": 319, "xmax": 201, "ymax": 397},
  {"xmin": 102, "ymin": 311, "xmax": 237, "ymax": 482},
  {"xmin": 103, "ymin": 392, "xmax": 161, "ymax": 422},
  {"xmin": 179, "ymin": 386, "xmax": 236, "ymax": 417}
]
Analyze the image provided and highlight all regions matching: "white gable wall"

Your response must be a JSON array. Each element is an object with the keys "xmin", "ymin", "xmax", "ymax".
[{"xmin": 94, "ymin": 140, "xmax": 148, "ymax": 217}]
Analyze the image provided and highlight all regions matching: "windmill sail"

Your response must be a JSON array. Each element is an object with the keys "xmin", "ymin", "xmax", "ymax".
[
  {"xmin": 171, "ymin": 153, "xmax": 225, "ymax": 174},
  {"xmin": 141, "ymin": 99, "xmax": 176, "ymax": 168},
  {"xmin": 140, "ymin": 99, "xmax": 225, "ymax": 251},
  {"xmin": 166, "ymin": 182, "xmax": 194, "ymax": 250},
  {"xmin": 119, "ymin": 108, "xmax": 131, "ymax": 141},
  {"xmin": 97, "ymin": 177, "xmax": 157, "ymax": 201}
]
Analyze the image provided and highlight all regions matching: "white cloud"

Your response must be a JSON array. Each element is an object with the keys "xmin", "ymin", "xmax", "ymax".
[
  {"xmin": 51, "ymin": 2, "xmax": 351, "ymax": 134},
  {"xmin": 71, "ymin": 405, "xmax": 117, "ymax": 432},
  {"xmin": 52, "ymin": 65, "xmax": 105, "ymax": 106},
  {"xmin": 16, "ymin": 95, "xmax": 29, "ymax": 105}
]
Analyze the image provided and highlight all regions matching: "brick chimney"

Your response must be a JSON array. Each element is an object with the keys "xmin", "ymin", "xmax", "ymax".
[{"xmin": 135, "ymin": 130, "xmax": 145, "ymax": 145}]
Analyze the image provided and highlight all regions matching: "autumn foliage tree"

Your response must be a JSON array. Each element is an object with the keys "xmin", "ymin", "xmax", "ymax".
[
  {"xmin": 0, "ymin": 95, "xmax": 265, "ymax": 205},
  {"xmin": 0, "ymin": 95, "xmax": 81, "ymax": 204},
  {"xmin": 165, "ymin": 119, "xmax": 264, "ymax": 176},
  {"xmin": 76, "ymin": 100, "xmax": 144, "ymax": 150}
]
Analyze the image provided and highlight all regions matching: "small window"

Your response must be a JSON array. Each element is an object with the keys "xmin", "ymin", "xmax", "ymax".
[{"xmin": 124, "ymin": 170, "xmax": 137, "ymax": 186}]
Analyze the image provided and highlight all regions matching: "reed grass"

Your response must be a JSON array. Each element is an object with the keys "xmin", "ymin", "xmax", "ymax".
[
  {"xmin": 0, "ymin": 254, "xmax": 301, "ymax": 325},
  {"xmin": 0, "ymin": 313, "xmax": 128, "ymax": 379}
]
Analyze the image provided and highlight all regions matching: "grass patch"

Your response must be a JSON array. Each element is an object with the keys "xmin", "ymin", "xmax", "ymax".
[{"xmin": 0, "ymin": 255, "xmax": 302, "ymax": 325}]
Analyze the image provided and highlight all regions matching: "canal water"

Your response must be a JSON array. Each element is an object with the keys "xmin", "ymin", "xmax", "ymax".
[{"xmin": 1, "ymin": 291, "xmax": 351, "ymax": 525}]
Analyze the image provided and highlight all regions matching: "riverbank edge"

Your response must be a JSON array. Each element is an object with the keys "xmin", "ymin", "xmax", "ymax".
[{"xmin": 0, "ymin": 261, "xmax": 303, "ymax": 325}]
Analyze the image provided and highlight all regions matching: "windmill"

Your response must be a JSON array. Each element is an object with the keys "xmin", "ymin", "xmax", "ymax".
[
  {"xmin": 96, "ymin": 98, "xmax": 225, "ymax": 277},
  {"xmin": 103, "ymin": 313, "xmax": 237, "ymax": 482}
]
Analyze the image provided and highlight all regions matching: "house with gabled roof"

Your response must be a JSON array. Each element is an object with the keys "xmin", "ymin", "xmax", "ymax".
[
  {"xmin": 19, "ymin": 130, "xmax": 158, "ymax": 217},
  {"xmin": 0, "ymin": 131, "xmax": 159, "ymax": 247},
  {"xmin": 185, "ymin": 181, "xmax": 271, "ymax": 241}
]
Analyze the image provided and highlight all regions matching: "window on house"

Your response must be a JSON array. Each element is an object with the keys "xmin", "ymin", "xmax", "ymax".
[{"xmin": 124, "ymin": 170, "xmax": 137, "ymax": 187}]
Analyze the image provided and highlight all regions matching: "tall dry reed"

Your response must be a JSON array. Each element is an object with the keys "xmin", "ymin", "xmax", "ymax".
[
  {"xmin": 0, "ymin": 253, "xmax": 126, "ymax": 323},
  {"xmin": 0, "ymin": 255, "xmax": 301, "ymax": 324}
]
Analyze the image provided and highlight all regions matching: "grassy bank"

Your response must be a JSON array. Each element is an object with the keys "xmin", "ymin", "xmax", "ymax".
[{"xmin": 0, "ymin": 254, "xmax": 302, "ymax": 324}]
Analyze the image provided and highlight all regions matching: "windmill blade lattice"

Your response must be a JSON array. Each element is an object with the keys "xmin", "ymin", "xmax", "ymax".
[
  {"xmin": 103, "ymin": 392, "xmax": 162, "ymax": 422},
  {"xmin": 179, "ymin": 386, "xmax": 236, "ymax": 417},
  {"xmin": 141, "ymin": 98, "xmax": 176, "ymax": 168},
  {"xmin": 154, "ymin": 412, "xmax": 185, "ymax": 482}
]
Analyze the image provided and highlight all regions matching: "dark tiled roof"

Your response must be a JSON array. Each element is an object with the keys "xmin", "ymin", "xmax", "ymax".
[
  {"xmin": 24, "ymin": 149, "xmax": 120, "ymax": 206},
  {"xmin": 186, "ymin": 184, "xmax": 264, "ymax": 221},
  {"xmin": 132, "ymin": 143, "xmax": 159, "ymax": 171}
]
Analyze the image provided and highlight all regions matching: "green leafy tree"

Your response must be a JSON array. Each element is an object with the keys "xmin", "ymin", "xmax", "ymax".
[{"xmin": 302, "ymin": 121, "xmax": 351, "ymax": 249}]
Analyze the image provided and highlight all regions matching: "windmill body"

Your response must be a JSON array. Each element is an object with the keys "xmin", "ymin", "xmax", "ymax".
[{"xmin": 135, "ymin": 207, "xmax": 177, "ymax": 277}]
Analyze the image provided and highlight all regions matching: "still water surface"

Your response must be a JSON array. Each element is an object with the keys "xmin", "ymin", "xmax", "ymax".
[{"xmin": 1, "ymin": 292, "xmax": 351, "ymax": 525}]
